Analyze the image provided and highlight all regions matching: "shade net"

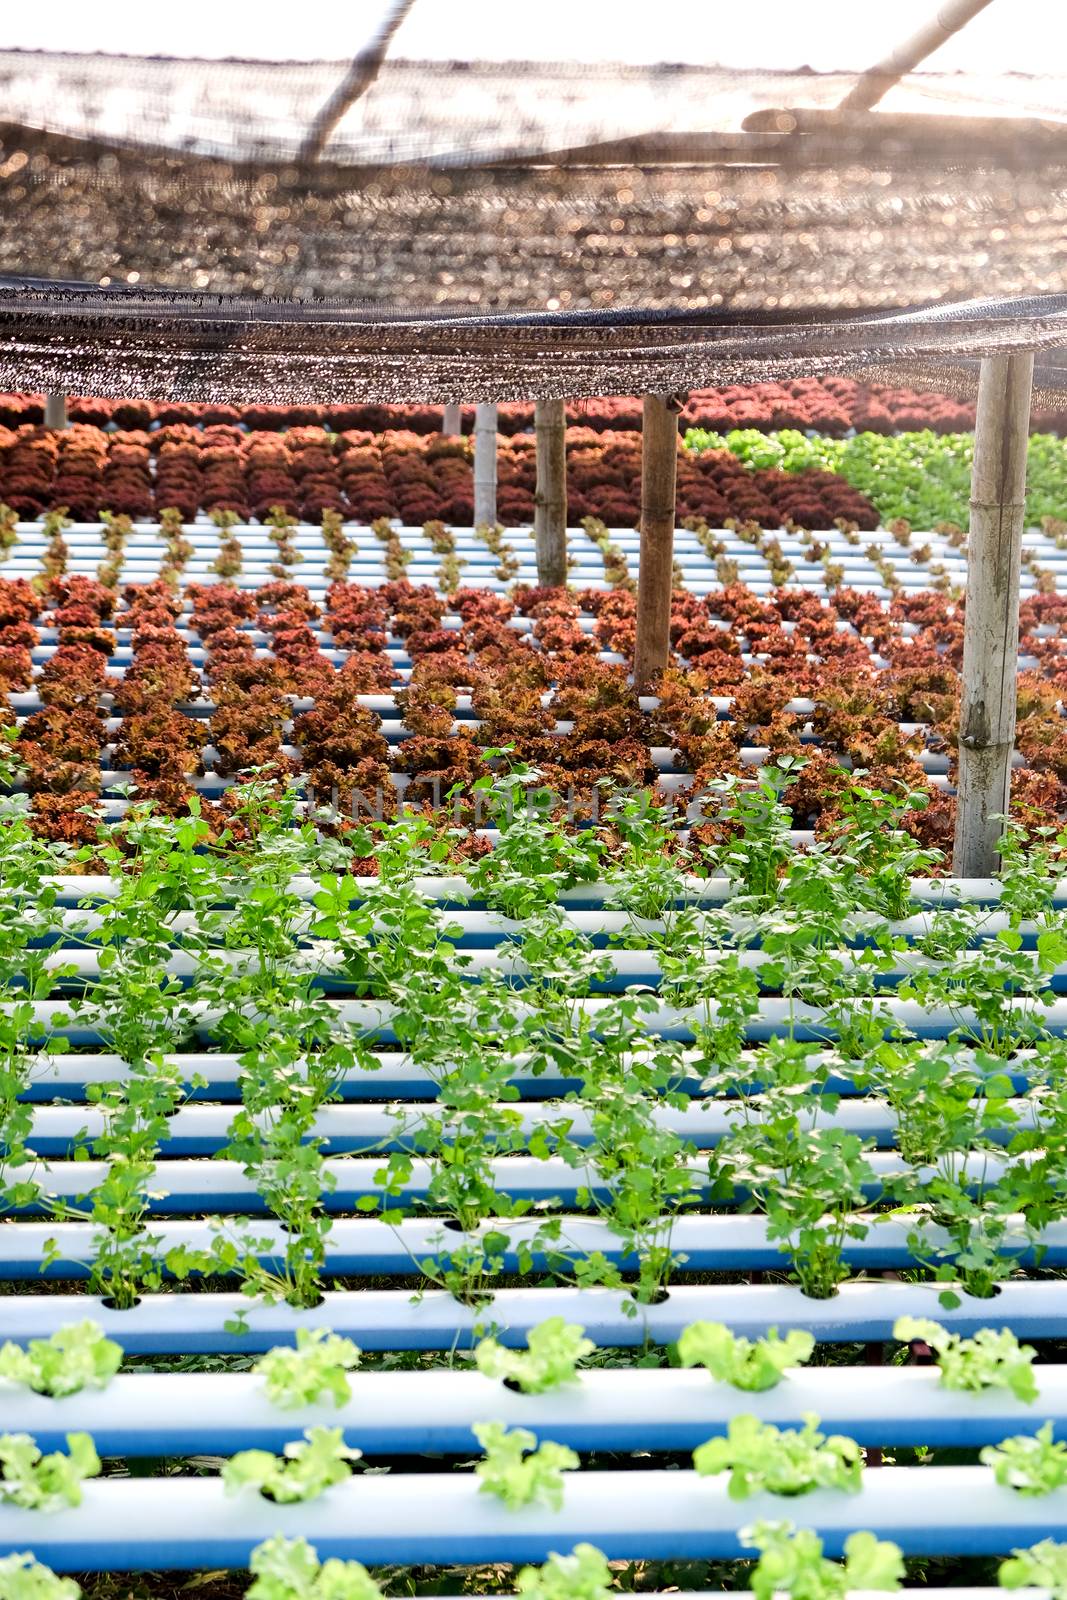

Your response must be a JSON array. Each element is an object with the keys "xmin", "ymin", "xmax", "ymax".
[{"xmin": 1, "ymin": 36, "xmax": 1067, "ymax": 401}]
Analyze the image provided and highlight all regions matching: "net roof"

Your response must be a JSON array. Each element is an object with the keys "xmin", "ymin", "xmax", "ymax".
[{"xmin": 0, "ymin": 16, "xmax": 1066, "ymax": 402}]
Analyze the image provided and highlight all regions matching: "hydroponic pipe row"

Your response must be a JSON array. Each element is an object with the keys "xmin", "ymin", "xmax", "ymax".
[
  {"xmin": 16, "ymin": 1044, "xmax": 1032, "ymax": 1100},
  {"xmin": 11, "ymin": 1096, "xmax": 1030, "ymax": 1155},
  {"xmin": 10, "ymin": 1362, "xmax": 1065, "ymax": 1458},
  {"xmin": 1, "ymin": 1464, "xmax": 1062, "ymax": 1571},
  {"xmin": 5, "ymin": 1280, "xmax": 1064, "ymax": 1352},
  {"xmin": 4, "ymin": 1214, "xmax": 1064, "ymax": 1280}
]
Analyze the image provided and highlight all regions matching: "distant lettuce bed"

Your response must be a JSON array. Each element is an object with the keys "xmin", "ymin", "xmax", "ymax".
[{"xmin": 684, "ymin": 428, "xmax": 1067, "ymax": 531}]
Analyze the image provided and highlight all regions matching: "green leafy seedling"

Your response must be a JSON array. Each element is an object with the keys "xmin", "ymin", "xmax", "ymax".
[
  {"xmin": 693, "ymin": 1414, "xmax": 863, "ymax": 1500},
  {"xmin": 0, "ymin": 1323, "xmax": 122, "ymax": 1399},
  {"xmin": 246, "ymin": 1534, "xmax": 382, "ymax": 1600},
  {"xmin": 254, "ymin": 1330, "xmax": 361, "ymax": 1409},
  {"xmin": 742, "ymin": 1520, "xmax": 904, "ymax": 1600},
  {"xmin": 475, "ymin": 1318, "xmax": 593, "ymax": 1394},
  {"xmin": 223, "ymin": 1427, "xmax": 362, "ymax": 1504},
  {"xmin": 1000, "ymin": 1538, "xmax": 1067, "ymax": 1599},
  {"xmin": 0, "ymin": 1552, "xmax": 82, "ymax": 1600},
  {"xmin": 0, "ymin": 1433, "xmax": 101, "ymax": 1511},
  {"xmin": 516, "ymin": 1544, "xmax": 613, "ymax": 1600},
  {"xmin": 473, "ymin": 1421, "xmax": 579, "ymax": 1511},
  {"xmin": 982, "ymin": 1423, "xmax": 1067, "ymax": 1496},
  {"xmin": 678, "ymin": 1322, "xmax": 814, "ymax": 1392},
  {"xmin": 894, "ymin": 1317, "xmax": 1037, "ymax": 1404}
]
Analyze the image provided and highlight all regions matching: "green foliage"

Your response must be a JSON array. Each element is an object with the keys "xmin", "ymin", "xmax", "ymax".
[
  {"xmin": 223, "ymin": 1427, "xmax": 362, "ymax": 1503},
  {"xmin": 1000, "ymin": 1539, "xmax": 1067, "ymax": 1598},
  {"xmin": 0, "ymin": 1323, "xmax": 122, "ymax": 1399},
  {"xmin": 516, "ymin": 1545, "xmax": 613, "ymax": 1600},
  {"xmin": 684, "ymin": 426, "xmax": 1067, "ymax": 530},
  {"xmin": 0, "ymin": 1433, "xmax": 101, "ymax": 1510},
  {"xmin": 472, "ymin": 1421, "xmax": 579, "ymax": 1510},
  {"xmin": 681, "ymin": 1316, "xmax": 809, "ymax": 1386},
  {"xmin": 893, "ymin": 1318, "xmax": 1038, "ymax": 1403},
  {"xmin": 982, "ymin": 1423, "xmax": 1067, "ymax": 1495},
  {"xmin": 254, "ymin": 1330, "xmax": 362, "ymax": 1409},
  {"xmin": 692, "ymin": 1414, "xmax": 863, "ymax": 1500},
  {"xmin": 742, "ymin": 1521, "xmax": 904, "ymax": 1600},
  {"xmin": 0, "ymin": 1553, "xmax": 81, "ymax": 1600},
  {"xmin": 247, "ymin": 1535, "xmax": 382, "ymax": 1600},
  {"xmin": 677, "ymin": 1323, "xmax": 814, "ymax": 1391},
  {"xmin": 475, "ymin": 1319, "xmax": 593, "ymax": 1394}
]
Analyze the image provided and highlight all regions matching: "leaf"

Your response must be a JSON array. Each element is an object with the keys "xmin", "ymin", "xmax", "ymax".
[
  {"xmin": 0, "ymin": 1321, "xmax": 121, "ymax": 1398},
  {"xmin": 677, "ymin": 1322, "xmax": 813, "ymax": 1392},
  {"xmin": 473, "ymin": 1421, "xmax": 579, "ymax": 1511},
  {"xmin": 475, "ymin": 1318, "xmax": 593, "ymax": 1395},
  {"xmin": 0, "ymin": 1552, "xmax": 82, "ymax": 1600},
  {"xmin": 255, "ymin": 1331, "xmax": 361, "ymax": 1410},
  {"xmin": 516, "ymin": 1545, "xmax": 613, "ymax": 1600},
  {"xmin": 843, "ymin": 1530, "xmax": 906, "ymax": 1591}
]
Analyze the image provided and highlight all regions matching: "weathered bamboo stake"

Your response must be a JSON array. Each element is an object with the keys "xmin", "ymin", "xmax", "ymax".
[
  {"xmin": 534, "ymin": 398, "xmax": 567, "ymax": 587},
  {"xmin": 299, "ymin": 0, "xmax": 418, "ymax": 162},
  {"xmin": 44, "ymin": 392, "xmax": 67, "ymax": 430},
  {"xmin": 473, "ymin": 403, "xmax": 498, "ymax": 529},
  {"xmin": 442, "ymin": 403, "xmax": 462, "ymax": 436},
  {"xmin": 633, "ymin": 392, "xmax": 682, "ymax": 690},
  {"xmin": 953, "ymin": 350, "xmax": 1034, "ymax": 877},
  {"xmin": 839, "ymin": 0, "xmax": 995, "ymax": 113}
]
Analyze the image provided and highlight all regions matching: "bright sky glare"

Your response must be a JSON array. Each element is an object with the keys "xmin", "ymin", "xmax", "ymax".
[{"xmin": 5, "ymin": 0, "xmax": 1061, "ymax": 72}]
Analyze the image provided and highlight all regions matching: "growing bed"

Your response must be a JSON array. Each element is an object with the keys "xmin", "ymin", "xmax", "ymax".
[{"xmin": 2, "ymin": 515, "xmax": 1067, "ymax": 1600}]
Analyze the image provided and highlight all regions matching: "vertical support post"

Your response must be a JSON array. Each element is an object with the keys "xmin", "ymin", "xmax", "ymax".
[
  {"xmin": 633, "ymin": 392, "xmax": 681, "ymax": 690},
  {"xmin": 473, "ymin": 403, "xmax": 497, "ymax": 528},
  {"xmin": 534, "ymin": 398, "xmax": 567, "ymax": 587},
  {"xmin": 44, "ymin": 392, "xmax": 67, "ymax": 430},
  {"xmin": 442, "ymin": 403, "xmax": 462, "ymax": 436},
  {"xmin": 953, "ymin": 350, "xmax": 1034, "ymax": 878}
]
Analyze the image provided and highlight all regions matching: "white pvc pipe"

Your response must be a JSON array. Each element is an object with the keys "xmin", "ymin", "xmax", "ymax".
[
  {"xmin": 11, "ymin": 1363, "xmax": 1065, "ymax": 1457},
  {"xmin": 43, "ymin": 876, "xmax": 1053, "ymax": 909},
  {"xmin": 8, "ymin": 1211, "xmax": 1063, "ymax": 1278},
  {"xmin": 26, "ymin": 1148, "xmax": 989, "ymax": 1212},
  {"xmin": 33, "ymin": 944, "xmax": 1067, "ymax": 989},
  {"xmin": 20, "ymin": 1095, "xmax": 1027, "ymax": 1155},
  {"xmin": 1, "ymin": 1465, "xmax": 1061, "ymax": 1571},
  {"xmin": 2, "ymin": 1278, "xmax": 1062, "ymax": 1351},
  {"xmin": 23, "ymin": 1045, "xmax": 1032, "ymax": 1101},
  {"xmin": 27, "ymin": 994, "xmax": 1067, "ymax": 1045}
]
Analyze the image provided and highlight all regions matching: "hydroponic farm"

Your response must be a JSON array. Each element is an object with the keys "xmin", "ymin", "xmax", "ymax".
[{"xmin": 3, "ymin": 7, "xmax": 1067, "ymax": 1600}]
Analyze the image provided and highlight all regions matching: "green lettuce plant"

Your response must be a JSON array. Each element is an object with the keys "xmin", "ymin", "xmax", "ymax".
[
  {"xmin": 0, "ymin": 1552, "xmax": 82, "ymax": 1600},
  {"xmin": 693, "ymin": 1414, "xmax": 863, "ymax": 1500},
  {"xmin": 472, "ymin": 1421, "xmax": 579, "ymax": 1510},
  {"xmin": 246, "ymin": 1535, "xmax": 381, "ymax": 1600},
  {"xmin": 1000, "ymin": 1539, "xmax": 1067, "ymax": 1598},
  {"xmin": 223, "ymin": 1427, "xmax": 362, "ymax": 1503},
  {"xmin": 0, "ymin": 1323, "xmax": 122, "ymax": 1398},
  {"xmin": 516, "ymin": 1545, "xmax": 613, "ymax": 1600},
  {"xmin": 677, "ymin": 1323, "xmax": 814, "ymax": 1391},
  {"xmin": 982, "ymin": 1423, "xmax": 1067, "ymax": 1495},
  {"xmin": 254, "ymin": 1330, "xmax": 362, "ymax": 1409},
  {"xmin": 475, "ymin": 1318, "xmax": 593, "ymax": 1393},
  {"xmin": 0, "ymin": 1433, "xmax": 101, "ymax": 1510},
  {"xmin": 741, "ymin": 1520, "xmax": 904, "ymax": 1600},
  {"xmin": 893, "ymin": 1318, "xmax": 1037, "ymax": 1403}
]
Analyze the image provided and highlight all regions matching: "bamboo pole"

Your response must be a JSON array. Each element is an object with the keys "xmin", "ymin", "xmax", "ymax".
[
  {"xmin": 299, "ymin": 0, "xmax": 418, "ymax": 162},
  {"xmin": 442, "ymin": 403, "xmax": 462, "ymax": 436},
  {"xmin": 473, "ymin": 403, "xmax": 498, "ymax": 529},
  {"xmin": 44, "ymin": 392, "xmax": 67, "ymax": 430},
  {"xmin": 633, "ymin": 393, "xmax": 681, "ymax": 690},
  {"xmin": 838, "ymin": 0, "xmax": 995, "ymax": 113},
  {"xmin": 534, "ymin": 398, "xmax": 567, "ymax": 587},
  {"xmin": 953, "ymin": 350, "xmax": 1034, "ymax": 877}
]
